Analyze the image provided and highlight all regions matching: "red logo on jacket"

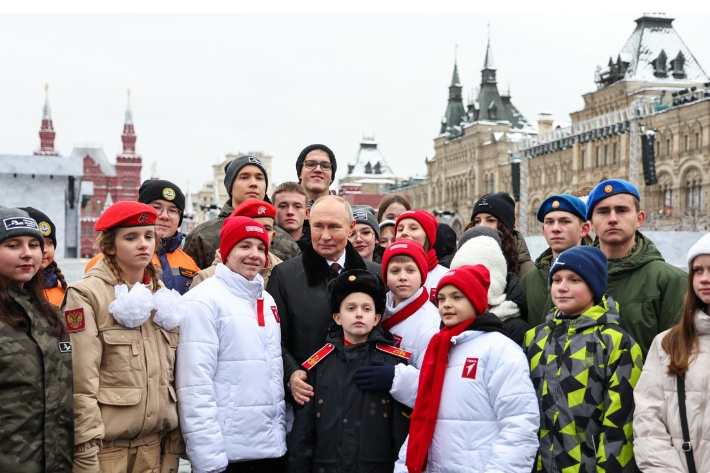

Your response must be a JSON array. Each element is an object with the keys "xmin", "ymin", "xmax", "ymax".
[
  {"xmin": 271, "ymin": 306, "xmax": 280, "ymax": 323},
  {"xmin": 462, "ymin": 358, "xmax": 478, "ymax": 379}
]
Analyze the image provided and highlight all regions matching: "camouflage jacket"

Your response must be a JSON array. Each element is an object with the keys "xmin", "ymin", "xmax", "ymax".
[
  {"xmin": 184, "ymin": 200, "xmax": 300, "ymax": 269},
  {"xmin": 524, "ymin": 296, "xmax": 643, "ymax": 473},
  {"xmin": 0, "ymin": 287, "xmax": 73, "ymax": 473}
]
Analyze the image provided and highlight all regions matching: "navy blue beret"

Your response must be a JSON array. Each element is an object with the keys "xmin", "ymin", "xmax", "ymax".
[
  {"xmin": 585, "ymin": 179, "xmax": 640, "ymax": 220},
  {"xmin": 536, "ymin": 194, "xmax": 587, "ymax": 222}
]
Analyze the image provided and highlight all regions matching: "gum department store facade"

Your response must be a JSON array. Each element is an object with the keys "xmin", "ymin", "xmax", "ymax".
[{"xmin": 392, "ymin": 14, "xmax": 710, "ymax": 236}]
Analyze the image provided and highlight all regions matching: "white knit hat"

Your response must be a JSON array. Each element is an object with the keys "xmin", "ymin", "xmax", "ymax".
[
  {"xmin": 687, "ymin": 232, "xmax": 710, "ymax": 268},
  {"xmin": 450, "ymin": 235, "xmax": 507, "ymax": 310}
]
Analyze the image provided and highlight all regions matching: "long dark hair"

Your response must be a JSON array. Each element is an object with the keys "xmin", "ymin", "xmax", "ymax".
[
  {"xmin": 662, "ymin": 264, "xmax": 706, "ymax": 378},
  {"xmin": 0, "ymin": 266, "xmax": 68, "ymax": 339},
  {"xmin": 464, "ymin": 220, "xmax": 520, "ymax": 274}
]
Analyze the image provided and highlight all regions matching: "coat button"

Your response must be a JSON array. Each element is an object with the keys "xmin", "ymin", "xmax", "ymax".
[
  {"xmin": 318, "ymin": 399, "xmax": 324, "ymax": 405},
  {"xmin": 115, "ymin": 396, "xmax": 121, "ymax": 401},
  {"xmin": 381, "ymin": 399, "xmax": 386, "ymax": 404},
  {"xmin": 316, "ymin": 413, "xmax": 321, "ymax": 418},
  {"xmin": 149, "ymin": 374, "xmax": 153, "ymax": 379},
  {"xmin": 147, "ymin": 412, "xmax": 151, "ymax": 417},
  {"xmin": 383, "ymin": 413, "xmax": 388, "ymax": 418}
]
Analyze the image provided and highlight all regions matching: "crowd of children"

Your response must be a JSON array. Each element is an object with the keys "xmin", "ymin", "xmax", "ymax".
[{"xmin": 2, "ymin": 151, "xmax": 710, "ymax": 473}]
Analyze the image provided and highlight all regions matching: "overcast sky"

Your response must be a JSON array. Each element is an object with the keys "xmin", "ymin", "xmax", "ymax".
[{"xmin": 1, "ymin": 12, "xmax": 708, "ymax": 195}]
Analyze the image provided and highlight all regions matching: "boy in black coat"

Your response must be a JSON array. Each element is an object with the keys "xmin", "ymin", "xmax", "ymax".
[{"xmin": 288, "ymin": 269, "xmax": 412, "ymax": 473}]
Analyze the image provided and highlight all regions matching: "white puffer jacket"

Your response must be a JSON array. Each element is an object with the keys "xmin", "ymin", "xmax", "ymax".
[
  {"xmin": 634, "ymin": 310, "xmax": 710, "ymax": 473},
  {"xmin": 394, "ymin": 329, "xmax": 539, "ymax": 473},
  {"xmin": 386, "ymin": 287, "xmax": 440, "ymax": 408},
  {"xmin": 425, "ymin": 264, "xmax": 449, "ymax": 302},
  {"xmin": 176, "ymin": 264, "xmax": 286, "ymax": 473}
]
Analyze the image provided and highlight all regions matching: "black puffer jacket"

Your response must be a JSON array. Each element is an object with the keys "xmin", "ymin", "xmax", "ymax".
[
  {"xmin": 266, "ymin": 242, "xmax": 381, "ymax": 384},
  {"xmin": 288, "ymin": 324, "xmax": 411, "ymax": 473},
  {"xmin": 501, "ymin": 272, "xmax": 529, "ymax": 347}
]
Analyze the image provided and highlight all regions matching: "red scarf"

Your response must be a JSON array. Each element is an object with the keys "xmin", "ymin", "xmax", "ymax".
[
  {"xmin": 426, "ymin": 249, "xmax": 438, "ymax": 271},
  {"xmin": 406, "ymin": 320, "xmax": 471, "ymax": 473},
  {"xmin": 381, "ymin": 288, "xmax": 429, "ymax": 331}
]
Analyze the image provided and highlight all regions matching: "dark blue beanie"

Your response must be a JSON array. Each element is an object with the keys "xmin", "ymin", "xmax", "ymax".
[
  {"xmin": 585, "ymin": 179, "xmax": 640, "ymax": 220},
  {"xmin": 537, "ymin": 194, "xmax": 587, "ymax": 222},
  {"xmin": 549, "ymin": 246, "xmax": 608, "ymax": 303}
]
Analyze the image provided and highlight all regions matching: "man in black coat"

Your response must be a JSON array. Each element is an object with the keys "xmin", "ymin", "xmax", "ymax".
[{"xmin": 266, "ymin": 195, "xmax": 381, "ymax": 405}]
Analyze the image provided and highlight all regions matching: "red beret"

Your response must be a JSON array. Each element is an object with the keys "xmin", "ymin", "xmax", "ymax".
[
  {"xmin": 381, "ymin": 239, "xmax": 428, "ymax": 286},
  {"xmin": 220, "ymin": 216, "xmax": 270, "ymax": 267},
  {"xmin": 231, "ymin": 199, "xmax": 276, "ymax": 220},
  {"xmin": 395, "ymin": 210, "xmax": 438, "ymax": 248},
  {"xmin": 436, "ymin": 264, "xmax": 491, "ymax": 317},
  {"xmin": 94, "ymin": 202, "xmax": 158, "ymax": 232}
]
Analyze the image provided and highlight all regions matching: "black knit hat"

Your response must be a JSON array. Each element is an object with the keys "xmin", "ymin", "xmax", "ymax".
[
  {"xmin": 327, "ymin": 269, "xmax": 387, "ymax": 315},
  {"xmin": 433, "ymin": 223, "xmax": 457, "ymax": 259},
  {"xmin": 471, "ymin": 192, "xmax": 516, "ymax": 232},
  {"xmin": 296, "ymin": 144, "xmax": 337, "ymax": 182},
  {"xmin": 224, "ymin": 156, "xmax": 269, "ymax": 201},
  {"xmin": 138, "ymin": 179, "xmax": 186, "ymax": 226},
  {"xmin": 19, "ymin": 207, "xmax": 56, "ymax": 247}
]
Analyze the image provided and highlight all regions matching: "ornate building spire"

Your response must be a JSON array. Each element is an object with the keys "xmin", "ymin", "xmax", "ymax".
[
  {"xmin": 35, "ymin": 84, "xmax": 59, "ymax": 156},
  {"xmin": 121, "ymin": 89, "xmax": 137, "ymax": 156},
  {"xmin": 440, "ymin": 50, "xmax": 467, "ymax": 134},
  {"xmin": 482, "ymin": 24, "xmax": 497, "ymax": 85}
]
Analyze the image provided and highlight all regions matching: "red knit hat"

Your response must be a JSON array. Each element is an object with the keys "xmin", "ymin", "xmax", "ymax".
[
  {"xmin": 395, "ymin": 210, "xmax": 438, "ymax": 248},
  {"xmin": 435, "ymin": 264, "xmax": 491, "ymax": 316},
  {"xmin": 231, "ymin": 199, "xmax": 276, "ymax": 220},
  {"xmin": 94, "ymin": 202, "xmax": 158, "ymax": 232},
  {"xmin": 381, "ymin": 239, "xmax": 428, "ymax": 285},
  {"xmin": 220, "ymin": 217, "xmax": 270, "ymax": 267}
]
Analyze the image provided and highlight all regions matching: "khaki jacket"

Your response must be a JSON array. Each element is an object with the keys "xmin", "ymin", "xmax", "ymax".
[
  {"xmin": 634, "ymin": 309, "xmax": 710, "ymax": 472},
  {"xmin": 62, "ymin": 259, "xmax": 184, "ymax": 470},
  {"xmin": 191, "ymin": 249, "xmax": 282, "ymax": 288}
]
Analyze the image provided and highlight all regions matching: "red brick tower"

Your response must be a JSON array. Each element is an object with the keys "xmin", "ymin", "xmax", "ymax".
[
  {"xmin": 114, "ymin": 89, "xmax": 142, "ymax": 203},
  {"xmin": 34, "ymin": 84, "xmax": 59, "ymax": 156}
]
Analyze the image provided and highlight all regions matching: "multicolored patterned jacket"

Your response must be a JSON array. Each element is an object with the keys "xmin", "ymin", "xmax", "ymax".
[{"xmin": 524, "ymin": 296, "xmax": 643, "ymax": 473}]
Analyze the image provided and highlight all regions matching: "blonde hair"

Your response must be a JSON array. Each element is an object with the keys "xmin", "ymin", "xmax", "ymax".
[{"xmin": 95, "ymin": 228, "xmax": 160, "ymax": 290}]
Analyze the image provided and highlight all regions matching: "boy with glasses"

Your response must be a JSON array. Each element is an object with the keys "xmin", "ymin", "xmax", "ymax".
[
  {"xmin": 84, "ymin": 179, "xmax": 200, "ymax": 294},
  {"xmin": 296, "ymin": 144, "xmax": 337, "ymax": 206}
]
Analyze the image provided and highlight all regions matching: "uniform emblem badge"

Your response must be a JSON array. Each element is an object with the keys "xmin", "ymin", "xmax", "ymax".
[
  {"xmin": 348, "ymin": 275, "xmax": 356, "ymax": 281},
  {"xmin": 551, "ymin": 201, "xmax": 560, "ymax": 209},
  {"xmin": 58, "ymin": 341, "xmax": 72, "ymax": 353},
  {"xmin": 258, "ymin": 206, "xmax": 267, "ymax": 215},
  {"xmin": 138, "ymin": 213, "xmax": 149, "ymax": 224},
  {"xmin": 163, "ymin": 188, "xmax": 176, "ymax": 200},
  {"xmin": 604, "ymin": 184, "xmax": 613, "ymax": 194},
  {"xmin": 65, "ymin": 308, "xmax": 85, "ymax": 332},
  {"xmin": 38, "ymin": 221, "xmax": 52, "ymax": 236},
  {"xmin": 462, "ymin": 357, "xmax": 478, "ymax": 379}
]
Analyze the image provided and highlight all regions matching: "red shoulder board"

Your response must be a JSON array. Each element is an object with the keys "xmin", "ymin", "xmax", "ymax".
[
  {"xmin": 302, "ymin": 343, "xmax": 335, "ymax": 371},
  {"xmin": 376, "ymin": 343, "xmax": 411, "ymax": 360}
]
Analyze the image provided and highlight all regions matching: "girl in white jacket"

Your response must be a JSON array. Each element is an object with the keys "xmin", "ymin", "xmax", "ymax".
[
  {"xmin": 634, "ymin": 232, "xmax": 710, "ymax": 473},
  {"xmin": 177, "ymin": 217, "xmax": 286, "ymax": 473},
  {"xmin": 395, "ymin": 265, "xmax": 539, "ymax": 473}
]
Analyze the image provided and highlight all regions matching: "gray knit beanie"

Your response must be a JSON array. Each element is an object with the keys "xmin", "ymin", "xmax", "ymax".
[
  {"xmin": 223, "ymin": 156, "xmax": 269, "ymax": 199},
  {"xmin": 457, "ymin": 225, "xmax": 502, "ymax": 250},
  {"xmin": 0, "ymin": 206, "xmax": 45, "ymax": 251}
]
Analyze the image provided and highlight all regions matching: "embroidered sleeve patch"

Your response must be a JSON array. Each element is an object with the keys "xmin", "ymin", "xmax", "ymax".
[
  {"xmin": 179, "ymin": 267, "xmax": 198, "ymax": 279},
  {"xmin": 271, "ymin": 305, "xmax": 280, "ymax": 323},
  {"xmin": 65, "ymin": 308, "xmax": 86, "ymax": 332},
  {"xmin": 58, "ymin": 341, "xmax": 72, "ymax": 353},
  {"xmin": 462, "ymin": 357, "xmax": 478, "ymax": 379}
]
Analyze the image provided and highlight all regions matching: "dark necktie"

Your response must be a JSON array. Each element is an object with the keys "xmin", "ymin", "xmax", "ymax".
[{"xmin": 330, "ymin": 262, "xmax": 342, "ymax": 273}]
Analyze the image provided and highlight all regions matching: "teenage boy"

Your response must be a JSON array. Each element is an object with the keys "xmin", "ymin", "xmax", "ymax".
[
  {"xmin": 524, "ymin": 246, "xmax": 643, "ymax": 473},
  {"xmin": 521, "ymin": 194, "xmax": 589, "ymax": 327},
  {"xmin": 191, "ymin": 200, "xmax": 281, "ymax": 288},
  {"xmin": 586, "ymin": 179, "xmax": 686, "ymax": 357},
  {"xmin": 353, "ymin": 240, "xmax": 439, "ymax": 408},
  {"xmin": 272, "ymin": 181, "xmax": 309, "ymax": 247},
  {"xmin": 288, "ymin": 269, "xmax": 411, "ymax": 473},
  {"xmin": 395, "ymin": 265, "xmax": 539, "ymax": 473}
]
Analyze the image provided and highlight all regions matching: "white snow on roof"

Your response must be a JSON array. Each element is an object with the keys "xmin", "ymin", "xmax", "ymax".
[
  {"xmin": 346, "ymin": 139, "xmax": 396, "ymax": 179},
  {"xmin": 0, "ymin": 154, "xmax": 83, "ymax": 176},
  {"xmin": 603, "ymin": 15, "xmax": 709, "ymax": 84},
  {"xmin": 70, "ymin": 145, "xmax": 116, "ymax": 177}
]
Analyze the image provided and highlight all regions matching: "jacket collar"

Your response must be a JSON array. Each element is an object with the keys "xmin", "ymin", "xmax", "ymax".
[
  {"xmin": 158, "ymin": 231, "xmax": 184, "ymax": 255},
  {"xmin": 385, "ymin": 287, "xmax": 425, "ymax": 317},
  {"xmin": 326, "ymin": 322, "xmax": 394, "ymax": 349},
  {"xmin": 215, "ymin": 263, "xmax": 264, "ymax": 299},
  {"xmin": 218, "ymin": 200, "xmax": 235, "ymax": 219},
  {"xmin": 547, "ymin": 295, "xmax": 620, "ymax": 329},
  {"xmin": 448, "ymin": 312, "xmax": 509, "ymax": 345},
  {"xmin": 302, "ymin": 241, "xmax": 367, "ymax": 287},
  {"xmin": 695, "ymin": 309, "xmax": 710, "ymax": 335}
]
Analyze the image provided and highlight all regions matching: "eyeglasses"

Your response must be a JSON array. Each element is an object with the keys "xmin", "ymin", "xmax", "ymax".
[
  {"xmin": 303, "ymin": 160, "xmax": 332, "ymax": 171},
  {"xmin": 150, "ymin": 204, "xmax": 181, "ymax": 218},
  {"xmin": 349, "ymin": 229, "xmax": 375, "ymax": 240}
]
